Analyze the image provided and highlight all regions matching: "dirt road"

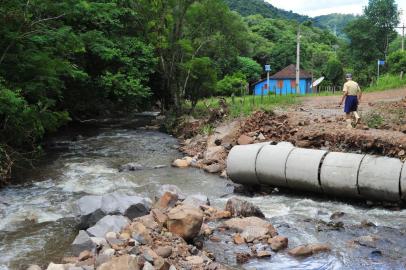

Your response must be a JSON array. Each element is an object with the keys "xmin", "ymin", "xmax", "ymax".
[
  {"xmin": 281, "ymin": 88, "xmax": 406, "ymax": 158},
  {"xmin": 295, "ymin": 88, "xmax": 406, "ymax": 118}
]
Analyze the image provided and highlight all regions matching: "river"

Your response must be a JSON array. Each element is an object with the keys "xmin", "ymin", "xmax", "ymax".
[{"xmin": 1, "ymin": 121, "xmax": 406, "ymax": 270}]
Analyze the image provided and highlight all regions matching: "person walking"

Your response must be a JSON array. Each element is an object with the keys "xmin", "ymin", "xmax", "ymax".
[{"xmin": 339, "ymin": 73, "xmax": 362, "ymax": 129}]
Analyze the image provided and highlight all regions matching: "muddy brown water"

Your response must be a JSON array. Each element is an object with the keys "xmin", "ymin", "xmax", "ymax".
[{"xmin": 1, "ymin": 120, "xmax": 406, "ymax": 270}]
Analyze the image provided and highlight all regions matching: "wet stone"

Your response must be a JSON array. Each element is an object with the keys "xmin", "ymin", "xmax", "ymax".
[
  {"xmin": 71, "ymin": 230, "xmax": 95, "ymax": 256},
  {"xmin": 87, "ymin": 215, "xmax": 130, "ymax": 238}
]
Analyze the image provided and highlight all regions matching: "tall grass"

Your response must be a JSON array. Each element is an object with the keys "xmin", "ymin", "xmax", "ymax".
[
  {"xmin": 192, "ymin": 94, "xmax": 298, "ymax": 118},
  {"xmin": 306, "ymin": 74, "xmax": 406, "ymax": 96},
  {"xmin": 364, "ymin": 74, "xmax": 406, "ymax": 92}
]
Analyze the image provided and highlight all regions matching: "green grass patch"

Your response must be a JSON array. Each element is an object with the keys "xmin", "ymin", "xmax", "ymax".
[
  {"xmin": 191, "ymin": 94, "xmax": 298, "ymax": 119},
  {"xmin": 363, "ymin": 111, "xmax": 384, "ymax": 128},
  {"xmin": 302, "ymin": 74, "xmax": 406, "ymax": 96},
  {"xmin": 364, "ymin": 74, "xmax": 406, "ymax": 92}
]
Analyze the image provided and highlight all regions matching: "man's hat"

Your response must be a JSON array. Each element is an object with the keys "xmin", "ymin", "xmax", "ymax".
[{"xmin": 345, "ymin": 73, "xmax": 352, "ymax": 79}]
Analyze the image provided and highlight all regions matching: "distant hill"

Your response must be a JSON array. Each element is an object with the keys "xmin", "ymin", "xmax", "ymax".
[
  {"xmin": 223, "ymin": 0, "xmax": 310, "ymax": 22},
  {"xmin": 313, "ymin": 14, "xmax": 358, "ymax": 37},
  {"xmin": 224, "ymin": 0, "xmax": 356, "ymax": 36}
]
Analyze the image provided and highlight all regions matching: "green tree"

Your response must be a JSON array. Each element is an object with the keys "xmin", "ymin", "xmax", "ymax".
[
  {"xmin": 136, "ymin": 0, "xmax": 249, "ymax": 112},
  {"xmin": 183, "ymin": 57, "xmax": 217, "ymax": 108},
  {"xmin": 235, "ymin": 57, "xmax": 262, "ymax": 82},
  {"xmin": 388, "ymin": 50, "xmax": 406, "ymax": 74},
  {"xmin": 216, "ymin": 73, "xmax": 247, "ymax": 96},
  {"xmin": 324, "ymin": 57, "xmax": 344, "ymax": 86},
  {"xmin": 364, "ymin": 0, "xmax": 400, "ymax": 57}
]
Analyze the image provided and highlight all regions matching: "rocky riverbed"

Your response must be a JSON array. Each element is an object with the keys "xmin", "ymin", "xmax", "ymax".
[{"xmin": 2, "ymin": 121, "xmax": 406, "ymax": 270}]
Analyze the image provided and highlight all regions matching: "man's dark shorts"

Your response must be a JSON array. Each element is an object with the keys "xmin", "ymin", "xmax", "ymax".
[{"xmin": 344, "ymin": 95, "xmax": 358, "ymax": 113}]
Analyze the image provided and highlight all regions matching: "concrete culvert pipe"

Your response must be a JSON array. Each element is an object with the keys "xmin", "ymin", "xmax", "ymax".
[
  {"xmin": 227, "ymin": 142, "xmax": 406, "ymax": 202},
  {"xmin": 285, "ymin": 148, "xmax": 328, "ymax": 193},
  {"xmin": 256, "ymin": 144, "xmax": 295, "ymax": 187},
  {"xmin": 401, "ymin": 163, "xmax": 406, "ymax": 201},
  {"xmin": 226, "ymin": 142, "xmax": 270, "ymax": 186},
  {"xmin": 320, "ymin": 152, "xmax": 365, "ymax": 198},
  {"xmin": 358, "ymin": 155, "xmax": 403, "ymax": 202}
]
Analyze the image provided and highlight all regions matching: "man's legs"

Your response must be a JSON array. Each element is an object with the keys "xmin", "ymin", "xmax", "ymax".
[
  {"xmin": 345, "ymin": 113, "xmax": 352, "ymax": 129},
  {"xmin": 353, "ymin": 111, "xmax": 361, "ymax": 126}
]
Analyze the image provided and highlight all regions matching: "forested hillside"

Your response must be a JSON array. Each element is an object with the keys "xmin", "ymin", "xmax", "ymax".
[
  {"xmin": 224, "ymin": 0, "xmax": 357, "ymax": 37},
  {"xmin": 313, "ymin": 14, "xmax": 358, "ymax": 37},
  {"xmin": 0, "ymin": 0, "xmax": 404, "ymax": 185},
  {"xmin": 223, "ymin": 0, "xmax": 310, "ymax": 22}
]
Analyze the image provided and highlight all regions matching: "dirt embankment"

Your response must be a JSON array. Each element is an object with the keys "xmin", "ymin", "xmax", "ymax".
[{"xmin": 175, "ymin": 88, "xmax": 406, "ymax": 174}]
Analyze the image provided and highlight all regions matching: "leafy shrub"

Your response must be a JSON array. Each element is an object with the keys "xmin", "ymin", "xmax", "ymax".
[{"xmin": 216, "ymin": 73, "xmax": 247, "ymax": 96}]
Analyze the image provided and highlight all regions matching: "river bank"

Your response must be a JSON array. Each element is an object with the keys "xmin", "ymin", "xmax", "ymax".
[{"xmin": 175, "ymin": 90, "xmax": 406, "ymax": 183}]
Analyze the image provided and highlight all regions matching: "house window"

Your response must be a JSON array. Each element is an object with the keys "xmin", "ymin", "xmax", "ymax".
[
  {"xmin": 277, "ymin": 80, "xmax": 284, "ymax": 88},
  {"xmin": 290, "ymin": 80, "xmax": 296, "ymax": 88}
]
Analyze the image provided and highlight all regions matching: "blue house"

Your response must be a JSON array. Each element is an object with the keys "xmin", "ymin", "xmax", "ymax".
[{"xmin": 253, "ymin": 64, "xmax": 312, "ymax": 95}]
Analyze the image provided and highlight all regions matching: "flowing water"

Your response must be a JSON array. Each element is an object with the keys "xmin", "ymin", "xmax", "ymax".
[{"xmin": 1, "ymin": 120, "xmax": 406, "ymax": 270}]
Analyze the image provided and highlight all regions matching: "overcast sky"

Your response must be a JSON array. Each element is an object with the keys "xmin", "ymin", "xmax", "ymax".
[{"xmin": 267, "ymin": 0, "xmax": 406, "ymax": 29}]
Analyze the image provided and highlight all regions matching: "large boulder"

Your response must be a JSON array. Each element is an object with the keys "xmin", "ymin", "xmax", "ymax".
[
  {"xmin": 71, "ymin": 230, "xmax": 96, "ymax": 256},
  {"xmin": 87, "ymin": 215, "xmax": 130, "ymax": 238},
  {"xmin": 225, "ymin": 198, "xmax": 265, "ymax": 218},
  {"xmin": 166, "ymin": 205, "xmax": 204, "ymax": 241},
  {"xmin": 77, "ymin": 195, "xmax": 104, "ymax": 229},
  {"xmin": 206, "ymin": 120, "xmax": 241, "ymax": 148},
  {"xmin": 77, "ymin": 192, "xmax": 151, "ymax": 228}
]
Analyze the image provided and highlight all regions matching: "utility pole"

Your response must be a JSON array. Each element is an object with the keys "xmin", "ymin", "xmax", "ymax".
[
  {"xmin": 396, "ymin": 24, "xmax": 405, "ymax": 51},
  {"xmin": 296, "ymin": 25, "xmax": 301, "ymax": 94}
]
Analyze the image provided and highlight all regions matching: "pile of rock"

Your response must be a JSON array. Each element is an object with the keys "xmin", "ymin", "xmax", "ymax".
[
  {"xmin": 240, "ymin": 111, "xmax": 296, "ymax": 142},
  {"xmin": 32, "ymin": 187, "xmax": 331, "ymax": 270}
]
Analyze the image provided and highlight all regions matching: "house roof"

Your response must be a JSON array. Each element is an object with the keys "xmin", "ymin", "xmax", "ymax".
[
  {"xmin": 270, "ymin": 64, "xmax": 312, "ymax": 79},
  {"xmin": 252, "ymin": 65, "xmax": 312, "ymax": 87}
]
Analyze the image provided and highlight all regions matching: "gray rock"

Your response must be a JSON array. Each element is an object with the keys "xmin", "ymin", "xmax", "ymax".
[
  {"xmin": 71, "ymin": 230, "xmax": 95, "ymax": 256},
  {"xmin": 68, "ymin": 267, "xmax": 84, "ymax": 270},
  {"xmin": 183, "ymin": 194, "xmax": 210, "ymax": 207},
  {"xmin": 169, "ymin": 266, "xmax": 177, "ymax": 270},
  {"xmin": 101, "ymin": 192, "xmax": 152, "ymax": 219},
  {"xmin": 90, "ymin": 237, "xmax": 108, "ymax": 248},
  {"xmin": 119, "ymin": 162, "xmax": 144, "ymax": 172},
  {"xmin": 142, "ymin": 262, "xmax": 154, "ymax": 270},
  {"xmin": 77, "ymin": 192, "xmax": 151, "ymax": 228},
  {"xmin": 157, "ymin": 185, "xmax": 185, "ymax": 200},
  {"xmin": 77, "ymin": 195, "xmax": 104, "ymax": 229},
  {"xmin": 87, "ymin": 215, "xmax": 130, "ymax": 237}
]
